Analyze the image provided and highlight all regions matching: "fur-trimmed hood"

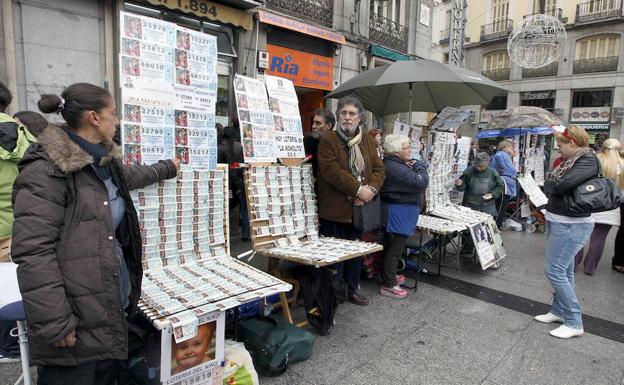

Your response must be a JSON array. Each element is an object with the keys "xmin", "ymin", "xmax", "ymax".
[{"xmin": 20, "ymin": 124, "xmax": 121, "ymax": 175}]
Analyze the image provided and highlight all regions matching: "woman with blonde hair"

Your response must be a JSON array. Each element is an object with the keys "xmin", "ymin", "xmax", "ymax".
[{"xmin": 575, "ymin": 138, "xmax": 624, "ymax": 275}]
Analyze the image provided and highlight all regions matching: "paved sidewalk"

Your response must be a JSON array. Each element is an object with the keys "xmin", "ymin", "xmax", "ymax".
[{"xmin": 1, "ymin": 231, "xmax": 623, "ymax": 385}]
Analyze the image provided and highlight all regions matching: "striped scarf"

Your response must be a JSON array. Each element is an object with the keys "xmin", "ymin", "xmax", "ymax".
[{"xmin": 336, "ymin": 126, "xmax": 365, "ymax": 179}]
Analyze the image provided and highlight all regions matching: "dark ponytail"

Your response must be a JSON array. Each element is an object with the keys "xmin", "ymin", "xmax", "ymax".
[{"xmin": 38, "ymin": 83, "xmax": 111, "ymax": 129}]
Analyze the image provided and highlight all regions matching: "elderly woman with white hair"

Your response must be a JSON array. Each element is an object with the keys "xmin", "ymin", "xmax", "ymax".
[{"xmin": 379, "ymin": 134, "xmax": 429, "ymax": 299}]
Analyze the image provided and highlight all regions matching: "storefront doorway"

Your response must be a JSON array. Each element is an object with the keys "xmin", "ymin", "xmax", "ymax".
[{"xmin": 297, "ymin": 88, "xmax": 325, "ymax": 136}]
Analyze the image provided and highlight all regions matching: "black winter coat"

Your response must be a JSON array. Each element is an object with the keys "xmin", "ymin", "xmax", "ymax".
[
  {"xmin": 11, "ymin": 124, "xmax": 177, "ymax": 366},
  {"xmin": 544, "ymin": 151, "xmax": 599, "ymax": 217}
]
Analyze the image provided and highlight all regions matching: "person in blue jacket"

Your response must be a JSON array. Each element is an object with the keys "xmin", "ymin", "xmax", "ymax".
[
  {"xmin": 379, "ymin": 134, "xmax": 429, "ymax": 299},
  {"xmin": 489, "ymin": 140, "xmax": 517, "ymax": 227}
]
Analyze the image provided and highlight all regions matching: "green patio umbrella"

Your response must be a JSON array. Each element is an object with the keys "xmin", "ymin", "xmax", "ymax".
[{"xmin": 326, "ymin": 59, "xmax": 508, "ymax": 118}]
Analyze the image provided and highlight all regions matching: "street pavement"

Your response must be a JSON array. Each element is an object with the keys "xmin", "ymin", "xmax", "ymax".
[{"xmin": 1, "ymin": 229, "xmax": 623, "ymax": 385}]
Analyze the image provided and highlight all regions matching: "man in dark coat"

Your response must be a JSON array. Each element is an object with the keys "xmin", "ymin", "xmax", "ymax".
[
  {"xmin": 317, "ymin": 95, "xmax": 385, "ymax": 306},
  {"xmin": 303, "ymin": 108, "xmax": 335, "ymax": 179}
]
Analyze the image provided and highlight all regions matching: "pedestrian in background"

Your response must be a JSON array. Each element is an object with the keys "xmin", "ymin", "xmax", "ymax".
[
  {"xmin": 489, "ymin": 140, "xmax": 517, "ymax": 228},
  {"xmin": 575, "ymin": 138, "xmax": 624, "ymax": 275},
  {"xmin": 536, "ymin": 126, "xmax": 597, "ymax": 339},
  {"xmin": 379, "ymin": 134, "xmax": 428, "ymax": 299},
  {"xmin": 317, "ymin": 95, "xmax": 385, "ymax": 306},
  {"xmin": 368, "ymin": 128, "xmax": 383, "ymax": 159},
  {"xmin": 12, "ymin": 83, "xmax": 178, "ymax": 384},
  {"xmin": 0, "ymin": 81, "xmax": 37, "ymax": 363}
]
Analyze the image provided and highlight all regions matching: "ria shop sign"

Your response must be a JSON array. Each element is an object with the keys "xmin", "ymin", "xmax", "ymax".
[{"xmin": 265, "ymin": 45, "xmax": 333, "ymax": 91}]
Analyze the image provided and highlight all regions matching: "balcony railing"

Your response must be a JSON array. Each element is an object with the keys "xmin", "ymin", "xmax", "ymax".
[
  {"xmin": 369, "ymin": 13, "xmax": 409, "ymax": 52},
  {"xmin": 522, "ymin": 62, "xmax": 559, "ymax": 78},
  {"xmin": 265, "ymin": 0, "xmax": 333, "ymax": 27},
  {"xmin": 573, "ymin": 56, "xmax": 619, "ymax": 73},
  {"xmin": 576, "ymin": 0, "xmax": 624, "ymax": 24},
  {"xmin": 480, "ymin": 19, "xmax": 513, "ymax": 42},
  {"xmin": 524, "ymin": 8, "xmax": 566, "ymax": 21},
  {"xmin": 440, "ymin": 28, "xmax": 450, "ymax": 44},
  {"xmin": 482, "ymin": 68, "xmax": 511, "ymax": 81}
]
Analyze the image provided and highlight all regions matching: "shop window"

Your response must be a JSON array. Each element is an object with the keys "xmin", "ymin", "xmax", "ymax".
[
  {"xmin": 485, "ymin": 95, "xmax": 508, "ymax": 110},
  {"xmin": 572, "ymin": 89, "xmax": 612, "ymax": 108}
]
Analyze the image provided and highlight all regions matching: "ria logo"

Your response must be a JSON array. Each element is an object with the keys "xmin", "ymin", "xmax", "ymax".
[{"xmin": 270, "ymin": 54, "xmax": 299, "ymax": 74}]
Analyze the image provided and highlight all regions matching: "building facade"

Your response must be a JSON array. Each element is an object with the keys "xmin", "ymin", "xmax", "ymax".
[
  {"xmin": 0, "ymin": 0, "xmax": 434, "ymax": 133},
  {"xmin": 432, "ymin": 0, "xmax": 624, "ymax": 147}
]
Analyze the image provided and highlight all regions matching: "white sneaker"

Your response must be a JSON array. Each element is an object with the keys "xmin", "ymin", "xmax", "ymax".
[
  {"xmin": 534, "ymin": 312, "xmax": 564, "ymax": 324},
  {"xmin": 0, "ymin": 354, "xmax": 20, "ymax": 364},
  {"xmin": 549, "ymin": 324, "xmax": 584, "ymax": 339}
]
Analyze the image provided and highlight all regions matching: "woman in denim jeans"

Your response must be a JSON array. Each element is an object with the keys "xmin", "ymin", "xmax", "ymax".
[{"xmin": 536, "ymin": 126, "xmax": 598, "ymax": 339}]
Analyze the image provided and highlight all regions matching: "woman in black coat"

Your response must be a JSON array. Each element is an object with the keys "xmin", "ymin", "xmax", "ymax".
[{"xmin": 379, "ymin": 134, "xmax": 429, "ymax": 299}]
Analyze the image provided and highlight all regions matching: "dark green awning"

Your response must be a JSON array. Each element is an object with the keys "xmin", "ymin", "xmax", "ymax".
[{"xmin": 369, "ymin": 44, "xmax": 411, "ymax": 61}]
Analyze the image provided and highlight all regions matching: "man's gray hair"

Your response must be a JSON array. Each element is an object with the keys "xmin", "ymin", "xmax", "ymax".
[
  {"xmin": 476, "ymin": 152, "xmax": 490, "ymax": 165},
  {"xmin": 383, "ymin": 134, "xmax": 409, "ymax": 154},
  {"xmin": 335, "ymin": 94, "xmax": 366, "ymax": 126}
]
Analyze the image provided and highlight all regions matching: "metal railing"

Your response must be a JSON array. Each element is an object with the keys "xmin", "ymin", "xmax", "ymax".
[
  {"xmin": 480, "ymin": 19, "xmax": 513, "ymax": 42},
  {"xmin": 573, "ymin": 56, "xmax": 619, "ymax": 73},
  {"xmin": 576, "ymin": 0, "xmax": 624, "ymax": 24},
  {"xmin": 440, "ymin": 28, "xmax": 450, "ymax": 43},
  {"xmin": 265, "ymin": 0, "xmax": 333, "ymax": 27},
  {"xmin": 369, "ymin": 13, "xmax": 409, "ymax": 52},
  {"xmin": 482, "ymin": 68, "xmax": 511, "ymax": 81},
  {"xmin": 522, "ymin": 62, "xmax": 559, "ymax": 78},
  {"xmin": 524, "ymin": 8, "xmax": 564, "ymax": 20}
]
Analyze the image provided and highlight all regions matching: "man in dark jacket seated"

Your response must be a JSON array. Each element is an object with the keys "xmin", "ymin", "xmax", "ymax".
[{"xmin": 379, "ymin": 134, "xmax": 429, "ymax": 299}]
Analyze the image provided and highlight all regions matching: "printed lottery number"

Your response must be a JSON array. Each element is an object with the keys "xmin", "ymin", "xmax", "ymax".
[
  {"xmin": 141, "ymin": 147, "xmax": 164, "ymax": 154},
  {"xmin": 190, "ymin": 148, "xmax": 210, "ymax": 155},
  {"xmin": 141, "ymin": 107, "xmax": 164, "ymax": 116},
  {"xmin": 141, "ymin": 127, "xmax": 164, "ymax": 135},
  {"xmin": 141, "ymin": 61, "xmax": 165, "ymax": 70},
  {"xmin": 189, "ymin": 112, "xmax": 206, "ymax": 120}
]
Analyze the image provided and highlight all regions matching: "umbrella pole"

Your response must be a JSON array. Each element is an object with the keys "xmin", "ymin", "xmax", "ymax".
[{"xmin": 408, "ymin": 82, "xmax": 413, "ymax": 125}]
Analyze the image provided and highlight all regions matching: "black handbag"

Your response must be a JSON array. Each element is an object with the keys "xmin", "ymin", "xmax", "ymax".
[
  {"xmin": 352, "ymin": 195, "xmax": 381, "ymax": 232},
  {"xmin": 567, "ymin": 162, "xmax": 621, "ymax": 215}
]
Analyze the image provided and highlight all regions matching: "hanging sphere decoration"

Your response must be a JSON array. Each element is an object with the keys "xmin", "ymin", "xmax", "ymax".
[{"xmin": 507, "ymin": 14, "xmax": 567, "ymax": 69}]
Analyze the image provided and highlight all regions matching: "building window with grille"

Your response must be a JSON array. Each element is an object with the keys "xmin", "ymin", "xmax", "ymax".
[
  {"xmin": 482, "ymin": 50, "xmax": 511, "ymax": 81},
  {"xmin": 574, "ymin": 34, "xmax": 620, "ymax": 73},
  {"xmin": 492, "ymin": 0, "xmax": 509, "ymax": 31},
  {"xmin": 532, "ymin": 0, "xmax": 557, "ymax": 14}
]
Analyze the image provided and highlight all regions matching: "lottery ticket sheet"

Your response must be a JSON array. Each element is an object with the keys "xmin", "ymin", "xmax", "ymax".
[
  {"xmin": 131, "ymin": 166, "xmax": 291, "ymax": 329},
  {"xmin": 245, "ymin": 164, "xmax": 382, "ymax": 266}
]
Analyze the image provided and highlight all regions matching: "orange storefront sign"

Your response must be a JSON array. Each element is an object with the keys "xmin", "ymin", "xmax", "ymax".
[{"xmin": 265, "ymin": 45, "xmax": 334, "ymax": 91}]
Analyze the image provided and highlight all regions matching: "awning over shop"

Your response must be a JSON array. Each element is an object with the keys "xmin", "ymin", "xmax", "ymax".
[
  {"xmin": 369, "ymin": 44, "xmax": 411, "ymax": 62},
  {"xmin": 142, "ymin": 0, "xmax": 254, "ymax": 30},
  {"xmin": 476, "ymin": 126, "xmax": 554, "ymax": 138}
]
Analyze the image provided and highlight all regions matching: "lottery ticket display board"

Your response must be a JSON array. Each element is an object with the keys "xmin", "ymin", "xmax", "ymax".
[
  {"xmin": 233, "ymin": 75, "xmax": 276, "ymax": 163},
  {"xmin": 120, "ymin": 11, "xmax": 218, "ymax": 169},
  {"xmin": 244, "ymin": 164, "xmax": 382, "ymax": 266},
  {"xmin": 233, "ymin": 74, "xmax": 306, "ymax": 162},
  {"xmin": 130, "ymin": 166, "xmax": 290, "ymax": 384},
  {"xmin": 422, "ymin": 113, "xmax": 506, "ymax": 270},
  {"xmin": 264, "ymin": 75, "xmax": 305, "ymax": 158}
]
